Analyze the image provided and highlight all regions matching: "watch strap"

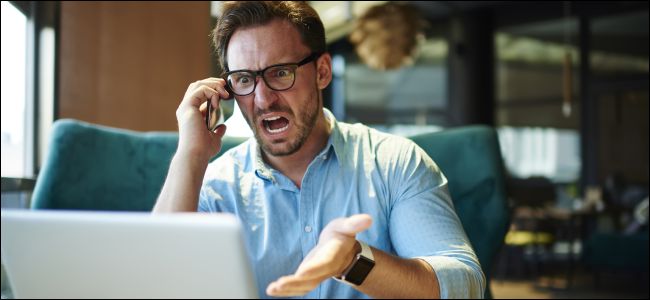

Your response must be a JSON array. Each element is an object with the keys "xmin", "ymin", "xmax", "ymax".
[
  {"xmin": 334, "ymin": 241, "xmax": 375, "ymax": 285},
  {"xmin": 358, "ymin": 241, "xmax": 373, "ymax": 261}
]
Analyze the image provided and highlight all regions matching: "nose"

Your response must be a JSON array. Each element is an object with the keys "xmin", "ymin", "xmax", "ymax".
[{"xmin": 252, "ymin": 76, "xmax": 278, "ymax": 111}]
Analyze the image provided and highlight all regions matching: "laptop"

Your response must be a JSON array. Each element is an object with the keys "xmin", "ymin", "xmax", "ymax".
[{"xmin": 1, "ymin": 209, "xmax": 258, "ymax": 299}]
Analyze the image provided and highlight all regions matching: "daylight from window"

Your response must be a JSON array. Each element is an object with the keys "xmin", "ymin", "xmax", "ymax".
[{"xmin": 1, "ymin": 1, "xmax": 27, "ymax": 177}]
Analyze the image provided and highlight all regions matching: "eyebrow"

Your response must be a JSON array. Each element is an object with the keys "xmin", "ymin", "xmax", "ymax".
[{"xmin": 226, "ymin": 55, "xmax": 306, "ymax": 73}]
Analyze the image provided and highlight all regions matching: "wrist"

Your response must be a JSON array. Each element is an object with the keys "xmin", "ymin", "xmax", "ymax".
[
  {"xmin": 335, "ymin": 240, "xmax": 375, "ymax": 286},
  {"xmin": 338, "ymin": 241, "xmax": 362, "ymax": 277},
  {"xmin": 174, "ymin": 146, "xmax": 211, "ymax": 165}
]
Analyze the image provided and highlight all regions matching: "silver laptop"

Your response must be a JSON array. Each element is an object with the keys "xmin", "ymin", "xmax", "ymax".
[{"xmin": 1, "ymin": 209, "xmax": 258, "ymax": 299}]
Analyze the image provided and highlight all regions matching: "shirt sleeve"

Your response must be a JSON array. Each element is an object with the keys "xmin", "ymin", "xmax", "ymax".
[
  {"xmin": 198, "ymin": 182, "xmax": 219, "ymax": 212},
  {"xmin": 197, "ymin": 161, "xmax": 229, "ymax": 213},
  {"xmin": 387, "ymin": 142, "xmax": 486, "ymax": 299},
  {"xmin": 197, "ymin": 188, "xmax": 212, "ymax": 212}
]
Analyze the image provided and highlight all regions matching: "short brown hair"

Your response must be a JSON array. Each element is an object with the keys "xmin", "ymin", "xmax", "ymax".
[{"xmin": 212, "ymin": 1, "xmax": 326, "ymax": 72}]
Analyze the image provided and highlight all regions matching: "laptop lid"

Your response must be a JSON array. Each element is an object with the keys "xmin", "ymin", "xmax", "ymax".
[{"xmin": 1, "ymin": 209, "xmax": 258, "ymax": 299}]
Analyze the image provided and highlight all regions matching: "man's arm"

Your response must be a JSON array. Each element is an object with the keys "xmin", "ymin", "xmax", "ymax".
[
  {"xmin": 266, "ymin": 215, "xmax": 440, "ymax": 298},
  {"xmin": 355, "ymin": 245, "xmax": 440, "ymax": 298},
  {"xmin": 152, "ymin": 151, "xmax": 212, "ymax": 213},
  {"xmin": 152, "ymin": 78, "xmax": 230, "ymax": 213}
]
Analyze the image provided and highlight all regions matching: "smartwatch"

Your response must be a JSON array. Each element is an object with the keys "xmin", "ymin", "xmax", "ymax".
[{"xmin": 335, "ymin": 241, "xmax": 375, "ymax": 286}]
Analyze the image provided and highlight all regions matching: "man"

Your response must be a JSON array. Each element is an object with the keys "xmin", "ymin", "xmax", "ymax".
[{"xmin": 154, "ymin": 1, "xmax": 484, "ymax": 298}]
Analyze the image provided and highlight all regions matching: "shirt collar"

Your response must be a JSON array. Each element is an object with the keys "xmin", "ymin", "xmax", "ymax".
[
  {"xmin": 253, "ymin": 108, "xmax": 343, "ymax": 182},
  {"xmin": 324, "ymin": 108, "xmax": 345, "ymax": 162}
]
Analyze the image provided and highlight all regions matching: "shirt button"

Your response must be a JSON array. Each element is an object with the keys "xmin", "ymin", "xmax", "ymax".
[{"xmin": 304, "ymin": 226, "xmax": 312, "ymax": 233}]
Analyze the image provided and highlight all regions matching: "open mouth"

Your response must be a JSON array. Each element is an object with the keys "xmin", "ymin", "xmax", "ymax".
[{"xmin": 262, "ymin": 116, "xmax": 290, "ymax": 134}]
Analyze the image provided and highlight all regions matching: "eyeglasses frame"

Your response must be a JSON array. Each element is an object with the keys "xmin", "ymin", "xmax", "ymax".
[{"xmin": 222, "ymin": 52, "xmax": 322, "ymax": 96}]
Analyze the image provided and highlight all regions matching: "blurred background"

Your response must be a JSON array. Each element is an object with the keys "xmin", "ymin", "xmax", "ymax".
[{"xmin": 1, "ymin": 1, "xmax": 648, "ymax": 298}]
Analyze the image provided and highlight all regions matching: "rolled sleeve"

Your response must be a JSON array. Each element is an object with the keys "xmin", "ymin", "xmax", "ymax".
[
  {"xmin": 389, "ymin": 144, "xmax": 485, "ymax": 298},
  {"xmin": 418, "ymin": 255, "xmax": 485, "ymax": 299}
]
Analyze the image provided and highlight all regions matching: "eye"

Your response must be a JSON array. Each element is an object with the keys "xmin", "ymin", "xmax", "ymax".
[
  {"xmin": 233, "ymin": 74, "xmax": 252, "ymax": 85},
  {"xmin": 276, "ymin": 69, "xmax": 290, "ymax": 78},
  {"xmin": 269, "ymin": 67, "xmax": 292, "ymax": 79}
]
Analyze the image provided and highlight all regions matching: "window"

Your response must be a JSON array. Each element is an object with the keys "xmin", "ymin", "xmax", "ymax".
[
  {"xmin": 497, "ymin": 126, "xmax": 580, "ymax": 183},
  {"xmin": 1, "ymin": 1, "xmax": 28, "ymax": 178},
  {"xmin": 494, "ymin": 18, "xmax": 583, "ymax": 183},
  {"xmin": 2, "ymin": 2, "xmax": 57, "ymax": 209},
  {"xmin": 590, "ymin": 11, "xmax": 649, "ymax": 185}
]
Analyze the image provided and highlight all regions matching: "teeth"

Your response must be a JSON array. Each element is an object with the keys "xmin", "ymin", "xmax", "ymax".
[
  {"xmin": 265, "ymin": 121, "xmax": 289, "ymax": 134},
  {"xmin": 264, "ymin": 116, "xmax": 281, "ymax": 121},
  {"xmin": 262, "ymin": 115, "xmax": 289, "ymax": 134}
]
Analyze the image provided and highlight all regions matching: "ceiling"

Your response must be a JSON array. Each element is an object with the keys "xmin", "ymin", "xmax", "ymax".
[{"xmin": 315, "ymin": 1, "xmax": 648, "ymax": 59}]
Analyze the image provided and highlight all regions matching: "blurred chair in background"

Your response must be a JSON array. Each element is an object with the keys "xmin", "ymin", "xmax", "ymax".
[
  {"xmin": 497, "ymin": 177, "xmax": 559, "ymax": 280},
  {"xmin": 582, "ymin": 173, "xmax": 649, "ymax": 288}
]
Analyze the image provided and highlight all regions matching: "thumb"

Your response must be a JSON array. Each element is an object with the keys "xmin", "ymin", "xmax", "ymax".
[
  {"xmin": 213, "ymin": 124, "xmax": 227, "ymax": 138},
  {"xmin": 335, "ymin": 214, "xmax": 373, "ymax": 236}
]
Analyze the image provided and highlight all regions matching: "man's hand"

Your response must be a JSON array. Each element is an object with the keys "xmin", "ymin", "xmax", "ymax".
[
  {"xmin": 175, "ymin": 77, "xmax": 231, "ymax": 161},
  {"xmin": 266, "ymin": 214, "xmax": 373, "ymax": 297}
]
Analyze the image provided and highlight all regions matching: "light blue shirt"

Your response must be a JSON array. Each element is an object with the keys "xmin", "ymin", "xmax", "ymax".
[{"xmin": 199, "ymin": 109, "xmax": 485, "ymax": 298}]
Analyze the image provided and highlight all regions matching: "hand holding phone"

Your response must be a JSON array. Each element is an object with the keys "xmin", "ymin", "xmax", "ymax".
[
  {"xmin": 206, "ymin": 84, "xmax": 234, "ymax": 131},
  {"xmin": 206, "ymin": 100, "xmax": 224, "ymax": 131}
]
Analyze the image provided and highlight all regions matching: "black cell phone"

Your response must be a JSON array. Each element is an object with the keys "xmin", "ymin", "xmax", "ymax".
[{"xmin": 206, "ymin": 84, "xmax": 234, "ymax": 131}]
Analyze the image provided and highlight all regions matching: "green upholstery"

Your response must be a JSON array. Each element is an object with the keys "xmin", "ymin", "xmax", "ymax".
[
  {"xmin": 31, "ymin": 119, "xmax": 247, "ymax": 211},
  {"xmin": 582, "ymin": 230, "xmax": 649, "ymax": 272},
  {"xmin": 410, "ymin": 126, "xmax": 510, "ymax": 298},
  {"xmin": 31, "ymin": 120, "xmax": 509, "ymax": 298}
]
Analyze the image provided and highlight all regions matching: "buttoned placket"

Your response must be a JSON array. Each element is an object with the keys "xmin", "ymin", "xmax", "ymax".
[
  {"xmin": 298, "ymin": 150, "xmax": 332, "ymax": 298},
  {"xmin": 298, "ymin": 159, "xmax": 320, "ymax": 257}
]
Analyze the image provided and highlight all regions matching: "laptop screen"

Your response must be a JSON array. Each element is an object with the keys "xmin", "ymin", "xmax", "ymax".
[{"xmin": 1, "ymin": 209, "xmax": 258, "ymax": 298}]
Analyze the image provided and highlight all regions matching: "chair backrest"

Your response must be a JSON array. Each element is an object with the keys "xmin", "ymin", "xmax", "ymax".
[
  {"xmin": 409, "ymin": 125, "xmax": 510, "ymax": 299},
  {"xmin": 31, "ymin": 119, "xmax": 247, "ymax": 211}
]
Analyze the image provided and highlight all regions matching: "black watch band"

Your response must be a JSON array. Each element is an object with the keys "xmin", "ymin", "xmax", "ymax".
[{"xmin": 334, "ymin": 241, "xmax": 375, "ymax": 286}]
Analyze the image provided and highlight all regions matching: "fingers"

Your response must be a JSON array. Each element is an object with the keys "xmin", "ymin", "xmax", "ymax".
[
  {"xmin": 213, "ymin": 124, "xmax": 227, "ymax": 137},
  {"xmin": 176, "ymin": 78, "xmax": 231, "ymax": 133},
  {"xmin": 182, "ymin": 77, "xmax": 230, "ymax": 109},
  {"xmin": 266, "ymin": 275, "xmax": 324, "ymax": 297},
  {"xmin": 266, "ymin": 240, "xmax": 349, "ymax": 296},
  {"xmin": 294, "ymin": 241, "xmax": 344, "ymax": 278},
  {"xmin": 187, "ymin": 77, "xmax": 230, "ymax": 100},
  {"xmin": 346, "ymin": 214, "xmax": 373, "ymax": 232},
  {"xmin": 330, "ymin": 214, "xmax": 373, "ymax": 236},
  {"xmin": 198, "ymin": 100, "xmax": 208, "ymax": 114}
]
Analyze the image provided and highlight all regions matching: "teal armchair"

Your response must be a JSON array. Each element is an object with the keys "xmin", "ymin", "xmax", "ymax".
[
  {"xmin": 410, "ymin": 126, "xmax": 510, "ymax": 298},
  {"xmin": 31, "ymin": 120, "xmax": 509, "ymax": 298},
  {"xmin": 31, "ymin": 119, "xmax": 246, "ymax": 211}
]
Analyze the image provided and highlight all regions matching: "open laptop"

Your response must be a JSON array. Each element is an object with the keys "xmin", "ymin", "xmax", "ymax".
[{"xmin": 1, "ymin": 209, "xmax": 258, "ymax": 299}]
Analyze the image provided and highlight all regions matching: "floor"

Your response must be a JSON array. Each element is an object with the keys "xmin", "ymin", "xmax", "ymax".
[{"xmin": 491, "ymin": 268, "xmax": 649, "ymax": 299}]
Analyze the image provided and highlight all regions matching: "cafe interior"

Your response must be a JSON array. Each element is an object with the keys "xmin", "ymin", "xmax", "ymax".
[{"xmin": 2, "ymin": 1, "xmax": 648, "ymax": 298}]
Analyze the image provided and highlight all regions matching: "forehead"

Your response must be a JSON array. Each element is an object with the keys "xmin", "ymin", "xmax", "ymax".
[{"xmin": 226, "ymin": 19, "xmax": 311, "ymax": 71}]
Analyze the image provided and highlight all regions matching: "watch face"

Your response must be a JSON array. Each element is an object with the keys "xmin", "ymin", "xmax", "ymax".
[{"xmin": 345, "ymin": 256, "xmax": 375, "ymax": 285}]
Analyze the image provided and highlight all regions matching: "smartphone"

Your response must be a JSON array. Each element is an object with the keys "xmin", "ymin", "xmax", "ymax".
[{"xmin": 206, "ymin": 84, "xmax": 234, "ymax": 131}]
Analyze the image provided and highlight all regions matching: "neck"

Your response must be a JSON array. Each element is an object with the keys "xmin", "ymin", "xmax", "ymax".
[{"xmin": 263, "ymin": 112, "xmax": 331, "ymax": 189}]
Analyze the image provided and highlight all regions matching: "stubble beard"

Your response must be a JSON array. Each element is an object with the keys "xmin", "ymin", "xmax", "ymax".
[{"xmin": 244, "ymin": 92, "xmax": 321, "ymax": 157}]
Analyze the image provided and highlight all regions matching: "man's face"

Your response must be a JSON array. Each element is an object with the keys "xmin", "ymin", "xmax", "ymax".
[{"xmin": 226, "ymin": 19, "xmax": 326, "ymax": 157}]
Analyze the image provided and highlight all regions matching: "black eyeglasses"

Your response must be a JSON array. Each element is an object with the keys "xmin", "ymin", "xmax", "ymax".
[{"xmin": 223, "ymin": 52, "xmax": 321, "ymax": 96}]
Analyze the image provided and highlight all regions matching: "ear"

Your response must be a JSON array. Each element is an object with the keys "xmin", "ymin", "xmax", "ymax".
[{"xmin": 315, "ymin": 53, "xmax": 332, "ymax": 90}]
